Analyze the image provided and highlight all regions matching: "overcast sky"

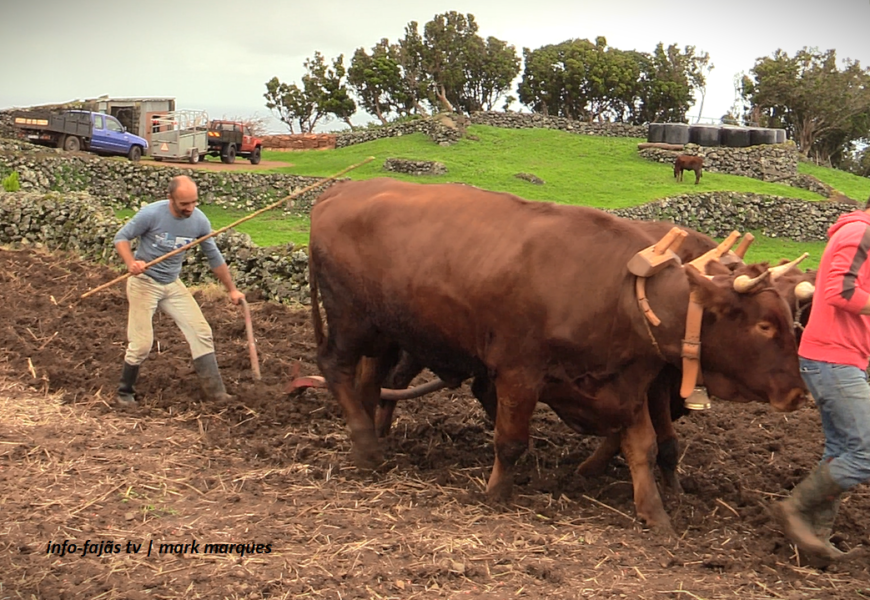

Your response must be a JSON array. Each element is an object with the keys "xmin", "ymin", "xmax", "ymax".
[{"xmin": 2, "ymin": 0, "xmax": 868, "ymax": 133}]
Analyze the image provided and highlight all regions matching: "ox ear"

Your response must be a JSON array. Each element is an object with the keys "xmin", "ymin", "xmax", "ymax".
[{"xmin": 684, "ymin": 265, "xmax": 738, "ymax": 318}]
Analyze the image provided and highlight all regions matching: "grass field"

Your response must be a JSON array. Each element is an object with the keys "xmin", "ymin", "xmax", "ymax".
[{"xmin": 117, "ymin": 125, "xmax": 870, "ymax": 269}]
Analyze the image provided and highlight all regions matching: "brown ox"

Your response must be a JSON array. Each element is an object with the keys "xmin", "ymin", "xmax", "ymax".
[
  {"xmin": 309, "ymin": 178, "xmax": 808, "ymax": 532},
  {"xmin": 674, "ymin": 154, "xmax": 704, "ymax": 184}
]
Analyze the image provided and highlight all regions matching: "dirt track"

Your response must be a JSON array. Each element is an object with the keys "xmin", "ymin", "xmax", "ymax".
[
  {"xmin": 142, "ymin": 157, "xmax": 291, "ymax": 171},
  {"xmin": 1, "ymin": 247, "xmax": 868, "ymax": 599}
]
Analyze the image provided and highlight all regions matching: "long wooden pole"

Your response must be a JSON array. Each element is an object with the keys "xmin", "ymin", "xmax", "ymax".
[{"xmin": 80, "ymin": 156, "xmax": 375, "ymax": 299}]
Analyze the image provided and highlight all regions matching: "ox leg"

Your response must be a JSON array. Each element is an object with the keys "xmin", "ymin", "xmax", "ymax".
[
  {"xmin": 694, "ymin": 168, "xmax": 701, "ymax": 185},
  {"xmin": 471, "ymin": 374, "xmax": 498, "ymax": 423},
  {"xmin": 577, "ymin": 433, "xmax": 622, "ymax": 478},
  {"xmin": 486, "ymin": 374, "xmax": 537, "ymax": 501},
  {"xmin": 375, "ymin": 352, "xmax": 423, "ymax": 438},
  {"xmin": 621, "ymin": 400, "xmax": 672, "ymax": 533},
  {"xmin": 319, "ymin": 346, "xmax": 383, "ymax": 470}
]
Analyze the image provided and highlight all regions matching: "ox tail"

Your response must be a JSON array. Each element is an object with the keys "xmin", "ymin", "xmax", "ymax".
[{"xmin": 308, "ymin": 253, "xmax": 327, "ymax": 352}]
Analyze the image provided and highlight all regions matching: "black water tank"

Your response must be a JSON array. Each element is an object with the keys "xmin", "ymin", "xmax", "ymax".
[
  {"xmin": 662, "ymin": 123, "xmax": 690, "ymax": 145},
  {"xmin": 720, "ymin": 126, "xmax": 751, "ymax": 147},
  {"xmin": 750, "ymin": 128, "xmax": 778, "ymax": 146},
  {"xmin": 774, "ymin": 129, "xmax": 786, "ymax": 144},
  {"xmin": 648, "ymin": 123, "xmax": 664, "ymax": 143},
  {"xmin": 689, "ymin": 124, "xmax": 721, "ymax": 146}
]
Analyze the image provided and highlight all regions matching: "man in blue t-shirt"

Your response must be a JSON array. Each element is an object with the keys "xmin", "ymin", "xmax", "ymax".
[{"xmin": 113, "ymin": 175, "xmax": 245, "ymax": 407}]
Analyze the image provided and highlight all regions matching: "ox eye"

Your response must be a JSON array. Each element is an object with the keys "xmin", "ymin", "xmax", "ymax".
[{"xmin": 755, "ymin": 321, "xmax": 775, "ymax": 336}]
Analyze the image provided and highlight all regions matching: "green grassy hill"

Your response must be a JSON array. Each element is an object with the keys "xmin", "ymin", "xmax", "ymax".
[{"xmin": 191, "ymin": 124, "xmax": 870, "ymax": 268}]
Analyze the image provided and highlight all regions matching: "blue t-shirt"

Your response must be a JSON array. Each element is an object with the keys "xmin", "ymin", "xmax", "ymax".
[{"xmin": 114, "ymin": 200, "xmax": 225, "ymax": 283}]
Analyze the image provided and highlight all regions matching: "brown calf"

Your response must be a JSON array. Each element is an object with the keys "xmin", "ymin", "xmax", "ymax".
[{"xmin": 674, "ymin": 154, "xmax": 703, "ymax": 184}]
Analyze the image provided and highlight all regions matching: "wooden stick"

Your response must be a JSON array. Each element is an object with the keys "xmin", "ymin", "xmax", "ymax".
[
  {"xmin": 240, "ymin": 298, "xmax": 261, "ymax": 381},
  {"xmin": 79, "ymin": 156, "xmax": 375, "ymax": 299}
]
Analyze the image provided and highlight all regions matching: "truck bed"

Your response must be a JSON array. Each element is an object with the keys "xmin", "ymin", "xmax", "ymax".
[{"xmin": 12, "ymin": 110, "xmax": 91, "ymax": 138}]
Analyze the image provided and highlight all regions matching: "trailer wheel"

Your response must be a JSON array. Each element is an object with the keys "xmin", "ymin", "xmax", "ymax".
[
  {"xmin": 249, "ymin": 147, "xmax": 262, "ymax": 165},
  {"xmin": 63, "ymin": 135, "xmax": 81, "ymax": 152},
  {"xmin": 221, "ymin": 144, "xmax": 237, "ymax": 164},
  {"xmin": 189, "ymin": 151, "xmax": 199, "ymax": 164},
  {"xmin": 154, "ymin": 156, "xmax": 164, "ymax": 162},
  {"xmin": 127, "ymin": 146, "xmax": 142, "ymax": 162}
]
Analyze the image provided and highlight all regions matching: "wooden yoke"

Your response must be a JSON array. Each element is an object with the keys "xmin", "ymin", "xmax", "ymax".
[
  {"xmin": 686, "ymin": 230, "xmax": 741, "ymax": 274},
  {"xmin": 628, "ymin": 227, "xmax": 687, "ymax": 277},
  {"xmin": 630, "ymin": 227, "xmax": 688, "ymax": 328}
]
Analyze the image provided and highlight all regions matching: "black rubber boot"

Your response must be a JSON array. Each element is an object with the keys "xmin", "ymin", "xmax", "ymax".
[
  {"xmin": 772, "ymin": 463, "xmax": 846, "ymax": 561},
  {"xmin": 117, "ymin": 362, "xmax": 140, "ymax": 408},
  {"xmin": 192, "ymin": 352, "xmax": 233, "ymax": 402}
]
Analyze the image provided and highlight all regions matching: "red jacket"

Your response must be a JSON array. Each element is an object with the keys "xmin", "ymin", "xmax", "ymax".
[{"xmin": 800, "ymin": 211, "xmax": 870, "ymax": 370}]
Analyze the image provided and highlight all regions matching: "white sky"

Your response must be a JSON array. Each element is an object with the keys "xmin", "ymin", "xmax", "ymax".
[{"xmin": 1, "ymin": 0, "xmax": 868, "ymax": 133}]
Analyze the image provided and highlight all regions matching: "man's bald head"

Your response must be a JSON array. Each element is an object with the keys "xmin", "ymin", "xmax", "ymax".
[{"xmin": 168, "ymin": 175, "xmax": 199, "ymax": 218}]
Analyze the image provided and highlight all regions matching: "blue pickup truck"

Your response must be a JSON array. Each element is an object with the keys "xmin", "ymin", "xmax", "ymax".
[{"xmin": 11, "ymin": 109, "xmax": 149, "ymax": 161}]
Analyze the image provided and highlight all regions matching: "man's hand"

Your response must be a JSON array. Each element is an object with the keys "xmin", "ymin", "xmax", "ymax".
[
  {"xmin": 229, "ymin": 289, "xmax": 246, "ymax": 305},
  {"xmin": 127, "ymin": 260, "xmax": 147, "ymax": 276}
]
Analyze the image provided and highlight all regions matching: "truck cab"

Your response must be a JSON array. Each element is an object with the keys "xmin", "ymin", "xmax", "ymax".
[{"xmin": 73, "ymin": 111, "xmax": 149, "ymax": 161}]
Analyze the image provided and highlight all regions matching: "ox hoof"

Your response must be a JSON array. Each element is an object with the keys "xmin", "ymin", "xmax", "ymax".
[
  {"xmin": 576, "ymin": 458, "xmax": 609, "ymax": 479},
  {"xmin": 350, "ymin": 446, "xmax": 383, "ymax": 471}
]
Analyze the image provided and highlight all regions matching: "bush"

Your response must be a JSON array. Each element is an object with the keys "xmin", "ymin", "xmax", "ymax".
[{"xmin": 2, "ymin": 171, "xmax": 20, "ymax": 192}]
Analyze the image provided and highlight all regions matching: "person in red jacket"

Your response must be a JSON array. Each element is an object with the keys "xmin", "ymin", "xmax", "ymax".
[{"xmin": 773, "ymin": 205, "xmax": 870, "ymax": 562}]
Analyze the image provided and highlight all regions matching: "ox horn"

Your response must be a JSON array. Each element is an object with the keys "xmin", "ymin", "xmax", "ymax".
[
  {"xmin": 769, "ymin": 252, "xmax": 810, "ymax": 281},
  {"xmin": 795, "ymin": 281, "xmax": 816, "ymax": 302},
  {"xmin": 733, "ymin": 270, "xmax": 771, "ymax": 293}
]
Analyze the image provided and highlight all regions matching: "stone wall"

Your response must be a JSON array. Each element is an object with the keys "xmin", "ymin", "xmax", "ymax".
[
  {"xmin": 468, "ymin": 111, "xmax": 648, "ymax": 138},
  {"xmin": 333, "ymin": 111, "xmax": 648, "ymax": 149},
  {"xmin": 611, "ymin": 192, "xmax": 853, "ymax": 241},
  {"xmin": 261, "ymin": 134, "xmax": 336, "ymax": 151},
  {"xmin": 638, "ymin": 142, "xmax": 800, "ymax": 182},
  {"xmin": 383, "ymin": 158, "xmax": 446, "ymax": 176},
  {"xmin": 335, "ymin": 117, "xmax": 463, "ymax": 148},
  {"xmin": 0, "ymin": 191, "xmax": 312, "ymax": 304},
  {"xmin": 0, "ymin": 148, "xmax": 333, "ymax": 213}
]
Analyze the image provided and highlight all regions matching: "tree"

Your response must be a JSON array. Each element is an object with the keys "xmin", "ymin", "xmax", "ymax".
[
  {"xmin": 421, "ymin": 11, "xmax": 479, "ymax": 112},
  {"xmin": 264, "ymin": 77, "xmax": 315, "ymax": 134},
  {"xmin": 396, "ymin": 21, "xmax": 431, "ymax": 117},
  {"xmin": 742, "ymin": 47, "xmax": 870, "ymax": 164},
  {"xmin": 458, "ymin": 35, "xmax": 520, "ymax": 113},
  {"xmin": 348, "ymin": 39, "xmax": 407, "ymax": 125},
  {"xmin": 264, "ymin": 51, "xmax": 357, "ymax": 133},
  {"xmin": 634, "ymin": 43, "xmax": 711, "ymax": 124}
]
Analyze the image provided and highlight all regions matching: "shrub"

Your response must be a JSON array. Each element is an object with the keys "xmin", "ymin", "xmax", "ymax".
[{"xmin": 2, "ymin": 171, "xmax": 20, "ymax": 192}]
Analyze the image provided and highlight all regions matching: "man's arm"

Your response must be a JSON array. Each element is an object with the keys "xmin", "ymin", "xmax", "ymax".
[
  {"xmin": 115, "ymin": 240, "xmax": 147, "ymax": 275},
  {"xmin": 823, "ymin": 224, "xmax": 870, "ymax": 315},
  {"xmin": 212, "ymin": 262, "xmax": 245, "ymax": 305}
]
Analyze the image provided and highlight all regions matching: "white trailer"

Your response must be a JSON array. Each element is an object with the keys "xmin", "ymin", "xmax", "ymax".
[{"xmin": 150, "ymin": 110, "xmax": 209, "ymax": 163}]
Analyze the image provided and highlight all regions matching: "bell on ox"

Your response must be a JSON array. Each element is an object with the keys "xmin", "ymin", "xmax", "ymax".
[{"xmin": 685, "ymin": 386, "xmax": 712, "ymax": 411}]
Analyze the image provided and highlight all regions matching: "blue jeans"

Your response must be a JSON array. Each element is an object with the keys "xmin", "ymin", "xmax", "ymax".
[{"xmin": 799, "ymin": 357, "xmax": 870, "ymax": 490}]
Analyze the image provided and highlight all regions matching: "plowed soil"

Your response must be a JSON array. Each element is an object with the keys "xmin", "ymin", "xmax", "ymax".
[{"xmin": 1, "ymin": 247, "xmax": 868, "ymax": 599}]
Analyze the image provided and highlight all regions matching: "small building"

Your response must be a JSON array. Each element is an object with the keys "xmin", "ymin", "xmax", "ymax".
[{"xmin": 83, "ymin": 96, "xmax": 176, "ymax": 153}]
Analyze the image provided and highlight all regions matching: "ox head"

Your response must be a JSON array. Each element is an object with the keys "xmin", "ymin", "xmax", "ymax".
[{"xmin": 684, "ymin": 263, "xmax": 808, "ymax": 412}]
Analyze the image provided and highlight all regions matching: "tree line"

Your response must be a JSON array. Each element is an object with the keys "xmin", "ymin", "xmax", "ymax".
[{"xmin": 264, "ymin": 11, "xmax": 870, "ymax": 173}]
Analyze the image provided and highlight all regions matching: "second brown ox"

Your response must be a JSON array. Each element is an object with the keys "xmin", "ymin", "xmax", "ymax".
[{"xmin": 308, "ymin": 178, "xmax": 808, "ymax": 532}]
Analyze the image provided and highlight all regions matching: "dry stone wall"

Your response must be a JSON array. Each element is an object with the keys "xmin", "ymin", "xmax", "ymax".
[
  {"xmin": 0, "ymin": 147, "xmax": 331, "ymax": 213},
  {"xmin": 383, "ymin": 158, "xmax": 447, "ymax": 176},
  {"xmin": 468, "ymin": 112, "xmax": 647, "ymax": 138},
  {"xmin": 0, "ymin": 191, "xmax": 312, "ymax": 304},
  {"xmin": 638, "ymin": 142, "xmax": 799, "ymax": 182}
]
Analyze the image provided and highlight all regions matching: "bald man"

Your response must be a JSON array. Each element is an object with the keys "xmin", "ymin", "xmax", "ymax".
[{"xmin": 113, "ymin": 175, "xmax": 245, "ymax": 407}]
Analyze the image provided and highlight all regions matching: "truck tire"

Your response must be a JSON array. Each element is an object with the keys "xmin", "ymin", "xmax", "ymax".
[
  {"xmin": 249, "ymin": 147, "xmax": 262, "ymax": 165},
  {"xmin": 221, "ymin": 144, "xmax": 237, "ymax": 164},
  {"xmin": 63, "ymin": 135, "xmax": 81, "ymax": 152},
  {"xmin": 127, "ymin": 146, "xmax": 142, "ymax": 162}
]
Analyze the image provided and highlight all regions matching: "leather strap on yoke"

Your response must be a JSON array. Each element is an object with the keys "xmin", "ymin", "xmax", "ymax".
[{"xmin": 680, "ymin": 291, "xmax": 704, "ymax": 398}]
